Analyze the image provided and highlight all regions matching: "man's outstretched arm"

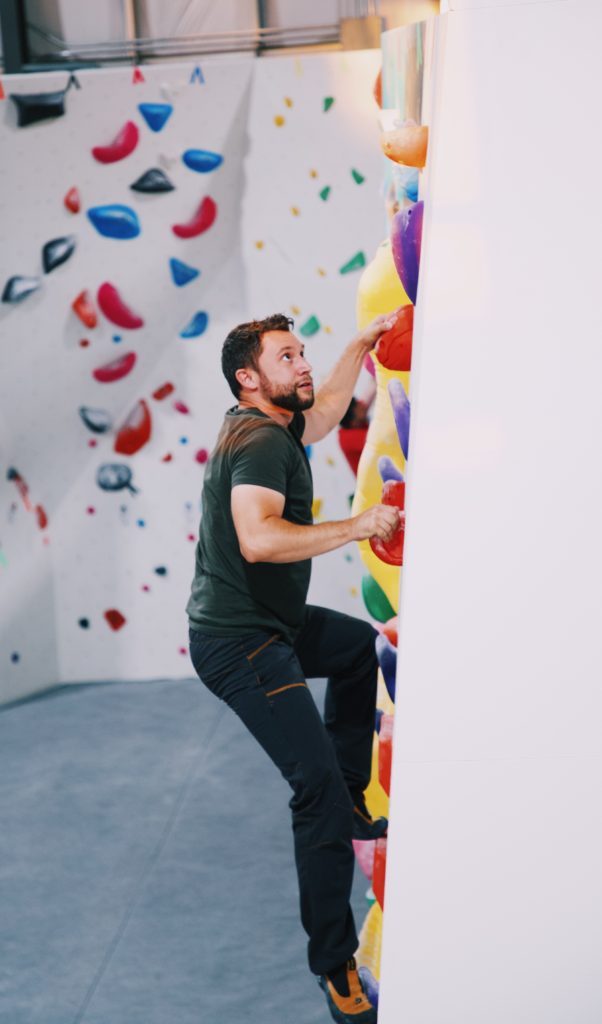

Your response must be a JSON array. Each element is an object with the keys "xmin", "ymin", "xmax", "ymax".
[
  {"xmin": 231, "ymin": 484, "xmax": 400, "ymax": 564},
  {"xmin": 301, "ymin": 312, "xmax": 398, "ymax": 445}
]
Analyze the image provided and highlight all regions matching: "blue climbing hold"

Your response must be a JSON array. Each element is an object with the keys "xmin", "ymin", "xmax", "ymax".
[
  {"xmin": 170, "ymin": 258, "xmax": 200, "ymax": 287},
  {"xmin": 138, "ymin": 103, "xmax": 173, "ymax": 133},
  {"xmin": 87, "ymin": 205, "xmax": 141, "ymax": 240},
  {"xmin": 182, "ymin": 149, "xmax": 224, "ymax": 173},
  {"xmin": 180, "ymin": 311, "xmax": 209, "ymax": 338}
]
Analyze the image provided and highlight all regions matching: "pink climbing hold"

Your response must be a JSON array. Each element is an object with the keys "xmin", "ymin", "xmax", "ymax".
[
  {"xmin": 172, "ymin": 196, "xmax": 217, "ymax": 239},
  {"xmin": 92, "ymin": 121, "xmax": 139, "ymax": 164},
  {"xmin": 97, "ymin": 282, "xmax": 144, "ymax": 330},
  {"xmin": 93, "ymin": 351, "xmax": 137, "ymax": 384}
]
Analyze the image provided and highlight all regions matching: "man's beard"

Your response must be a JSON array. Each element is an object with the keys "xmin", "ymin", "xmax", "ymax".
[{"xmin": 260, "ymin": 373, "xmax": 315, "ymax": 412}]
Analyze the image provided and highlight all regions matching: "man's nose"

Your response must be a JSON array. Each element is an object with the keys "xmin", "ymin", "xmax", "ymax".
[{"xmin": 299, "ymin": 355, "xmax": 313, "ymax": 373}]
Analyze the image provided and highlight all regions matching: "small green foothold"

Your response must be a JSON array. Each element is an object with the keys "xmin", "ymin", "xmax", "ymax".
[
  {"xmin": 300, "ymin": 315, "xmax": 321, "ymax": 337},
  {"xmin": 351, "ymin": 169, "xmax": 365, "ymax": 184},
  {"xmin": 323, "ymin": 96, "xmax": 335, "ymax": 112},
  {"xmin": 339, "ymin": 251, "xmax": 366, "ymax": 275},
  {"xmin": 319, "ymin": 185, "xmax": 331, "ymax": 201}
]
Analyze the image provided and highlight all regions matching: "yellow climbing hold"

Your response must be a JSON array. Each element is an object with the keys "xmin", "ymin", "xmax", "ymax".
[
  {"xmin": 274, "ymin": 114, "xmax": 285, "ymax": 127},
  {"xmin": 254, "ymin": 240, "xmax": 264, "ymax": 250},
  {"xmin": 290, "ymin": 206, "xmax": 300, "ymax": 216},
  {"xmin": 284, "ymin": 97, "xmax": 293, "ymax": 108}
]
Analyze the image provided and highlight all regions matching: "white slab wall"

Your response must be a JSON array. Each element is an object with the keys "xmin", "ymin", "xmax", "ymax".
[
  {"xmin": 380, "ymin": 3, "xmax": 602, "ymax": 1022},
  {"xmin": 0, "ymin": 51, "xmax": 383, "ymax": 704}
]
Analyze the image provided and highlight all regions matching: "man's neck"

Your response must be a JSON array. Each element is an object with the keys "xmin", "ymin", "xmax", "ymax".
[{"xmin": 238, "ymin": 395, "xmax": 293, "ymax": 427}]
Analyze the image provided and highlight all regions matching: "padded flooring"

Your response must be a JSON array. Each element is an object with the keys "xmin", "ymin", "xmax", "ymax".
[{"xmin": 0, "ymin": 678, "xmax": 369, "ymax": 1024}]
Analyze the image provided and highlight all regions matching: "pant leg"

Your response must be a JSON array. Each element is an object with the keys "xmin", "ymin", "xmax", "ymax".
[
  {"xmin": 293, "ymin": 606, "xmax": 379, "ymax": 796},
  {"xmin": 188, "ymin": 627, "xmax": 358, "ymax": 975}
]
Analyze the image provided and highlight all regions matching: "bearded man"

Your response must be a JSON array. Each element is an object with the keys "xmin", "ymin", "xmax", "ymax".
[{"xmin": 187, "ymin": 312, "xmax": 400, "ymax": 1024}]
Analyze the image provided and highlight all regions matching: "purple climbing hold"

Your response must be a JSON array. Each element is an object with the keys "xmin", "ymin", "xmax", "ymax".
[
  {"xmin": 377, "ymin": 455, "xmax": 404, "ymax": 484},
  {"xmin": 387, "ymin": 379, "xmax": 410, "ymax": 461},
  {"xmin": 391, "ymin": 200, "xmax": 424, "ymax": 305},
  {"xmin": 375, "ymin": 633, "xmax": 397, "ymax": 703}
]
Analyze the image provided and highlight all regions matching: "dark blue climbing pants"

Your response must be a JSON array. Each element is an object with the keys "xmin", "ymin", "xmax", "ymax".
[{"xmin": 188, "ymin": 604, "xmax": 378, "ymax": 976}]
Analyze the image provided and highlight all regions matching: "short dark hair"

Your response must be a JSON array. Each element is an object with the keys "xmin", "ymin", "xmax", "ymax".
[{"xmin": 221, "ymin": 314, "xmax": 294, "ymax": 398}]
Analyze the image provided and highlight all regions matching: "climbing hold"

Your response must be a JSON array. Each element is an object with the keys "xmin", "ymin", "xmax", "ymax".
[
  {"xmin": 88, "ymin": 204, "xmax": 141, "ymax": 240},
  {"xmin": 388, "ymin": 379, "xmax": 410, "ymax": 460},
  {"xmin": 72, "ymin": 290, "xmax": 97, "ymax": 328},
  {"xmin": 358, "ymin": 967, "xmax": 379, "ymax": 1011},
  {"xmin": 190, "ymin": 66, "xmax": 205, "ymax": 84},
  {"xmin": 323, "ymin": 96, "xmax": 334, "ymax": 112},
  {"xmin": 319, "ymin": 186, "xmax": 331, "ymax": 201},
  {"xmin": 114, "ymin": 399, "xmax": 152, "ymax": 456},
  {"xmin": 97, "ymin": 282, "xmax": 144, "ymax": 329},
  {"xmin": 351, "ymin": 169, "xmax": 365, "ymax": 184},
  {"xmin": 78, "ymin": 406, "xmax": 113, "ymax": 433},
  {"xmin": 195, "ymin": 448, "xmax": 209, "ymax": 464},
  {"xmin": 130, "ymin": 167, "xmax": 175, "ymax": 193},
  {"xmin": 132, "ymin": 67, "xmax": 145, "ymax": 85},
  {"xmin": 361, "ymin": 575, "xmax": 395, "ymax": 623},
  {"xmin": 378, "ymin": 714, "xmax": 394, "ymax": 797},
  {"xmin": 299, "ymin": 315, "xmax": 320, "ymax": 337},
  {"xmin": 375, "ymin": 304, "xmax": 413, "ymax": 371},
  {"xmin": 377, "ymin": 456, "xmax": 404, "ymax": 484},
  {"xmin": 138, "ymin": 102, "xmax": 173, "ymax": 132},
  {"xmin": 42, "ymin": 235, "xmax": 76, "ymax": 274},
  {"xmin": 381, "ymin": 124, "xmax": 428, "ymax": 169},
  {"xmin": 10, "ymin": 74, "xmax": 79, "ymax": 127},
  {"xmin": 173, "ymin": 400, "xmax": 190, "ymax": 415},
  {"xmin": 92, "ymin": 351, "xmax": 137, "ymax": 384},
  {"xmin": 391, "ymin": 201, "xmax": 423, "ymax": 305},
  {"xmin": 91, "ymin": 121, "xmax": 139, "ymax": 163},
  {"xmin": 182, "ymin": 149, "xmax": 224, "ymax": 173},
  {"xmin": 172, "ymin": 196, "xmax": 217, "ymax": 238},
  {"xmin": 96, "ymin": 463, "xmax": 138, "ymax": 493},
  {"xmin": 339, "ymin": 251, "xmax": 366, "ymax": 275},
  {"xmin": 179, "ymin": 311, "xmax": 208, "ymax": 338},
  {"xmin": 154, "ymin": 566, "xmax": 168, "ymax": 576},
  {"xmin": 2, "ymin": 276, "xmax": 41, "ymax": 304},
  {"xmin": 104, "ymin": 608, "xmax": 126, "ymax": 631},
  {"xmin": 373, "ymin": 68, "xmax": 382, "ymax": 108},
  {"xmin": 152, "ymin": 382, "xmax": 175, "ymax": 401},
  {"xmin": 369, "ymin": 480, "xmax": 405, "ymax": 567},
  {"xmin": 376, "ymin": 633, "xmax": 397, "ymax": 703},
  {"xmin": 35, "ymin": 504, "xmax": 48, "ymax": 530},
  {"xmin": 169, "ymin": 258, "xmax": 200, "ymax": 287},
  {"xmin": 64, "ymin": 187, "xmax": 81, "ymax": 213}
]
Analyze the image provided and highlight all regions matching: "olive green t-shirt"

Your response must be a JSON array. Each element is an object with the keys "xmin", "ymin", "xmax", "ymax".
[{"xmin": 186, "ymin": 406, "xmax": 313, "ymax": 642}]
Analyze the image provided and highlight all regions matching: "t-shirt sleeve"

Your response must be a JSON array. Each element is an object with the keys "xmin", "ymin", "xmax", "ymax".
[{"xmin": 230, "ymin": 424, "xmax": 290, "ymax": 497}]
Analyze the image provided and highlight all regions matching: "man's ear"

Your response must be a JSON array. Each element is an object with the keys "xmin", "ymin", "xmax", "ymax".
[{"xmin": 235, "ymin": 366, "xmax": 258, "ymax": 392}]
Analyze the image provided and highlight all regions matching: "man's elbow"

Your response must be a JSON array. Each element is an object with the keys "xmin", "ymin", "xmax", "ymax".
[{"xmin": 239, "ymin": 536, "xmax": 270, "ymax": 563}]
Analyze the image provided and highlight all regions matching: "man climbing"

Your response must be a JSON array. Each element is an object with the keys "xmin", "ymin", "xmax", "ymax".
[{"xmin": 187, "ymin": 311, "xmax": 400, "ymax": 1023}]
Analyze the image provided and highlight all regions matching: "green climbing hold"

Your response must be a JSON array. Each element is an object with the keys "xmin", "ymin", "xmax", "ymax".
[
  {"xmin": 319, "ymin": 186, "xmax": 331, "ymax": 201},
  {"xmin": 339, "ymin": 251, "xmax": 366, "ymax": 275},
  {"xmin": 300, "ymin": 315, "xmax": 321, "ymax": 337},
  {"xmin": 351, "ymin": 169, "xmax": 365, "ymax": 184},
  {"xmin": 361, "ymin": 574, "xmax": 395, "ymax": 623},
  {"xmin": 323, "ymin": 96, "xmax": 335, "ymax": 112}
]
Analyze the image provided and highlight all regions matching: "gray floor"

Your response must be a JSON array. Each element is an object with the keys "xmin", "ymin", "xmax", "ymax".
[{"xmin": 0, "ymin": 677, "xmax": 369, "ymax": 1024}]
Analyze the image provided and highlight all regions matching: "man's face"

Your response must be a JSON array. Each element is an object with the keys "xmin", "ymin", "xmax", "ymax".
[{"xmin": 254, "ymin": 331, "xmax": 315, "ymax": 412}]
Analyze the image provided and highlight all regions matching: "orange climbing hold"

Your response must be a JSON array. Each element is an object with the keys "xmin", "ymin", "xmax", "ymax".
[
  {"xmin": 72, "ymin": 290, "xmax": 97, "ymax": 328},
  {"xmin": 381, "ymin": 124, "xmax": 429, "ymax": 169},
  {"xmin": 64, "ymin": 186, "xmax": 81, "ymax": 213}
]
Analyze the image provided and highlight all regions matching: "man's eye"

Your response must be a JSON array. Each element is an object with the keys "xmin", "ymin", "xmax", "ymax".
[{"xmin": 282, "ymin": 353, "xmax": 291, "ymax": 360}]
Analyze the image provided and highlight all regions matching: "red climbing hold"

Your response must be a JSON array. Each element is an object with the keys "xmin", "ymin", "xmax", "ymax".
[
  {"xmin": 152, "ymin": 382, "xmax": 175, "ymax": 401},
  {"xmin": 72, "ymin": 290, "xmax": 97, "ymax": 328},
  {"xmin": 64, "ymin": 186, "xmax": 81, "ymax": 213},
  {"xmin": 380, "ymin": 616, "xmax": 398, "ymax": 648},
  {"xmin": 92, "ymin": 121, "xmax": 139, "ymax": 164},
  {"xmin": 104, "ymin": 608, "xmax": 126, "ymax": 631},
  {"xmin": 132, "ymin": 67, "xmax": 145, "ymax": 84},
  {"xmin": 172, "ymin": 196, "xmax": 217, "ymax": 239},
  {"xmin": 114, "ymin": 399, "xmax": 152, "ymax": 456},
  {"xmin": 375, "ymin": 304, "xmax": 413, "ymax": 372},
  {"xmin": 35, "ymin": 504, "xmax": 48, "ymax": 530},
  {"xmin": 378, "ymin": 714, "xmax": 393, "ymax": 796},
  {"xmin": 372, "ymin": 838, "xmax": 387, "ymax": 910},
  {"xmin": 97, "ymin": 282, "xmax": 144, "ymax": 330},
  {"xmin": 369, "ymin": 480, "xmax": 405, "ymax": 566},
  {"xmin": 93, "ymin": 351, "xmax": 137, "ymax": 383}
]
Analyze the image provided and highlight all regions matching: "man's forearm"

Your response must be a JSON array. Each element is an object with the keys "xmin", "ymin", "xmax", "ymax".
[
  {"xmin": 310, "ymin": 338, "xmax": 367, "ymax": 438},
  {"xmin": 241, "ymin": 515, "xmax": 355, "ymax": 564}
]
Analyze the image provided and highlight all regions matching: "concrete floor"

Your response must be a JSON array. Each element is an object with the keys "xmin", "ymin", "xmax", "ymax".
[{"xmin": 0, "ymin": 677, "xmax": 369, "ymax": 1024}]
